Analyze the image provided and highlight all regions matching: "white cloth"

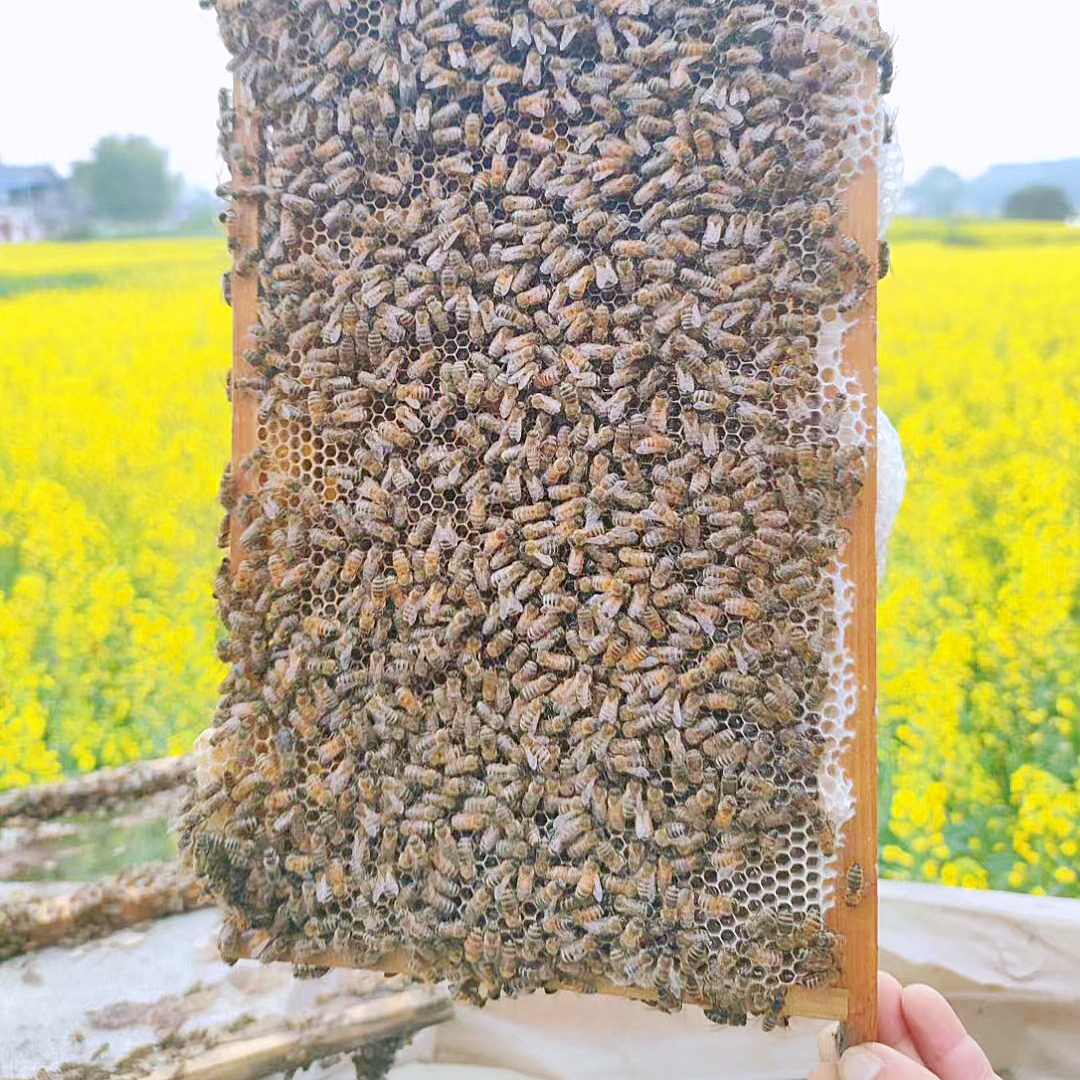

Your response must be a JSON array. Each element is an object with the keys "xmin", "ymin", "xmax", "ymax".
[{"xmin": 428, "ymin": 882, "xmax": 1080, "ymax": 1080}]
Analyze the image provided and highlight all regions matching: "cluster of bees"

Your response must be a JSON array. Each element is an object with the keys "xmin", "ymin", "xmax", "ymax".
[{"xmin": 184, "ymin": 0, "xmax": 880, "ymax": 1025}]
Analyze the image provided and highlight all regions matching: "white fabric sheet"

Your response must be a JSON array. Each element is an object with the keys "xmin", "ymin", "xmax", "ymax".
[{"xmin": 429, "ymin": 882, "xmax": 1080, "ymax": 1080}]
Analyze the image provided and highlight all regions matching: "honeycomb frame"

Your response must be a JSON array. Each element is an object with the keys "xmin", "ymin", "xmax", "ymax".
[{"xmin": 185, "ymin": 0, "xmax": 884, "ymax": 1040}]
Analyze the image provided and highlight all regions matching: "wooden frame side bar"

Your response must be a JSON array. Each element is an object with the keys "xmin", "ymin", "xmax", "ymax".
[
  {"xmin": 229, "ymin": 74, "xmax": 261, "ymax": 570},
  {"xmin": 830, "ymin": 154, "xmax": 880, "ymax": 1046}
]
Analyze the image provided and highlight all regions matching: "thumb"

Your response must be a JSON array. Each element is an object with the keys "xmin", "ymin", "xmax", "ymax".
[{"xmin": 839, "ymin": 1043, "xmax": 939, "ymax": 1080}]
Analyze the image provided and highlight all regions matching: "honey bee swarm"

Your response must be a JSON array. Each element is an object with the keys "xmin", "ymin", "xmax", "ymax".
[{"xmin": 185, "ymin": 0, "xmax": 885, "ymax": 1024}]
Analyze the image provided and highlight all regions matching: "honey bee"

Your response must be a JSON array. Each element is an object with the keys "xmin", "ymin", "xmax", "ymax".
[
  {"xmin": 844, "ymin": 862, "xmax": 865, "ymax": 907},
  {"xmin": 878, "ymin": 239, "xmax": 891, "ymax": 280},
  {"xmin": 723, "ymin": 597, "xmax": 762, "ymax": 619}
]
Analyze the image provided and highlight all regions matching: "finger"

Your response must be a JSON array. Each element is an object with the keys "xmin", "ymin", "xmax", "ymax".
[
  {"xmin": 839, "ymin": 1042, "xmax": 937, "ymax": 1080},
  {"xmin": 809, "ymin": 1064, "xmax": 840, "ymax": 1080},
  {"xmin": 901, "ymin": 984, "xmax": 998, "ymax": 1080},
  {"xmin": 876, "ymin": 972, "xmax": 925, "ymax": 1064},
  {"xmin": 818, "ymin": 1023, "xmax": 840, "ymax": 1063}
]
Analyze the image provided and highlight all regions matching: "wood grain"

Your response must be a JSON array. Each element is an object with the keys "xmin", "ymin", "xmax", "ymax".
[
  {"xmin": 139, "ymin": 988, "xmax": 452, "ymax": 1080},
  {"xmin": 0, "ymin": 864, "xmax": 207, "ymax": 961},
  {"xmin": 830, "ymin": 156, "xmax": 880, "ymax": 1047},
  {"xmin": 0, "ymin": 754, "xmax": 192, "ymax": 824}
]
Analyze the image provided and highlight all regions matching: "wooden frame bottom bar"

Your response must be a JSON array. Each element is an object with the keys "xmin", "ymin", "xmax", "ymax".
[{"xmin": 222, "ymin": 941, "xmax": 848, "ymax": 1022}]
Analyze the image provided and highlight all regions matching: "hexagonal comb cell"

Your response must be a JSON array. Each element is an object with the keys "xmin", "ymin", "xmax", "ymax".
[{"xmin": 186, "ymin": 0, "xmax": 885, "ymax": 1027}]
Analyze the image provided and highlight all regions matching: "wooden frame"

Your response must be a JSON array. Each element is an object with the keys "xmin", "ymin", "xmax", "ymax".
[
  {"xmin": 831, "ymin": 159, "xmax": 879, "ymax": 1047},
  {"xmin": 228, "ymin": 75, "xmax": 261, "ymax": 566},
  {"xmin": 223, "ymin": 64, "xmax": 879, "ymax": 1044}
]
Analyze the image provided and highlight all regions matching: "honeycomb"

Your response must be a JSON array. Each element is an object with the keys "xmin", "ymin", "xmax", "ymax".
[{"xmin": 183, "ymin": 0, "xmax": 886, "ymax": 1026}]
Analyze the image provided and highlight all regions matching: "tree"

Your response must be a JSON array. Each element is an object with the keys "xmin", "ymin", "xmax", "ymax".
[
  {"xmin": 1003, "ymin": 184, "xmax": 1075, "ymax": 222},
  {"xmin": 73, "ymin": 136, "xmax": 179, "ymax": 223},
  {"xmin": 906, "ymin": 166, "xmax": 966, "ymax": 219}
]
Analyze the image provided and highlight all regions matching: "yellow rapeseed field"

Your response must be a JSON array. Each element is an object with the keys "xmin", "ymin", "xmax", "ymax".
[
  {"xmin": 878, "ymin": 220, "xmax": 1080, "ymax": 897},
  {"xmin": 0, "ymin": 224, "xmax": 1076, "ymax": 897},
  {"xmin": 0, "ymin": 239, "xmax": 230, "ymax": 782}
]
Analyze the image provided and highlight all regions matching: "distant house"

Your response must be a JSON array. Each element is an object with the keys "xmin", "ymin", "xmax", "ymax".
[{"xmin": 0, "ymin": 164, "xmax": 71, "ymax": 242}]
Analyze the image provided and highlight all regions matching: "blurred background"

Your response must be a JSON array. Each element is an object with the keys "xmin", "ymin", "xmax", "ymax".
[{"xmin": 0, "ymin": 1, "xmax": 1077, "ymax": 1076}]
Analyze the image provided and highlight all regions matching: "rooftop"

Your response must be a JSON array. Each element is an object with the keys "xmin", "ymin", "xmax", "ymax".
[{"xmin": 0, "ymin": 164, "xmax": 64, "ymax": 197}]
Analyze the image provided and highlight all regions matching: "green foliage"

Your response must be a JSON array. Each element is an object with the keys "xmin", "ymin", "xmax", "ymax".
[
  {"xmin": 0, "ymin": 272, "xmax": 100, "ymax": 299},
  {"xmin": 1003, "ymin": 184, "xmax": 1075, "ymax": 222},
  {"xmin": 72, "ymin": 136, "xmax": 179, "ymax": 224},
  {"xmin": 889, "ymin": 218, "xmax": 1080, "ymax": 248}
]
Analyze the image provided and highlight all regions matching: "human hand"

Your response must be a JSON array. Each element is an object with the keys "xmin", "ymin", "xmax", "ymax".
[{"xmin": 809, "ymin": 973, "xmax": 1000, "ymax": 1080}]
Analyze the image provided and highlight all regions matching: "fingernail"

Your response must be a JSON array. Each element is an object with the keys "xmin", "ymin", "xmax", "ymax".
[
  {"xmin": 817, "ymin": 1024, "xmax": 840, "ymax": 1063},
  {"xmin": 839, "ymin": 1046, "xmax": 884, "ymax": 1080}
]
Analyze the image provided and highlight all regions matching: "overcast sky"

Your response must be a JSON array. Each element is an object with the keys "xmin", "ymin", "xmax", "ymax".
[{"xmin": 0, "ymin": 0, "xmax": 1076, "ymax": 190}]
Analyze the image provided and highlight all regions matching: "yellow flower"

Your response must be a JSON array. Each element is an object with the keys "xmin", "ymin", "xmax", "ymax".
[
  {"xmin": 0, "ymin": 239, "xmax": 228, "ymax": 784},
  {"xmin": 882, "ymin": 845, "xmax": 914, "ymax": 868},
  {"xmin": 879, "ymin": 219, "xmax": 1080, "ymax": 899}
]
